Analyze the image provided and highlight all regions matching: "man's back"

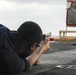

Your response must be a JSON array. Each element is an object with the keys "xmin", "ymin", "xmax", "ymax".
[{"xmin": 0, "ymin": 24, "xmax": 30, "ymax": 74}]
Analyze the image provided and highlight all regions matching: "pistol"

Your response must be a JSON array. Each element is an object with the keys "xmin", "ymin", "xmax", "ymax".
[
  {"xmin": 43, "ymin": 32, "xmax": 51, "ymax": 40},
  {"xmin": 34, "ymin": 32, "xmax": 51, "ymax": 65}
]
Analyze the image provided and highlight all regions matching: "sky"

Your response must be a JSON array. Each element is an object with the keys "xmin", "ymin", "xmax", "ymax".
[{"xmin": 0, "ymin": 0, "xmax": 67, "ymax": 36}]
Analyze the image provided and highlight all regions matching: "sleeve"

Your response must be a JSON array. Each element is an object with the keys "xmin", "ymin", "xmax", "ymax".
[
  {"xmin": 0, "ymin": 46, "xmax": 30, "ymax": 74},
  {"xmin": 23, "ymin": 59, "xmax": 30, "ymax": 71}
]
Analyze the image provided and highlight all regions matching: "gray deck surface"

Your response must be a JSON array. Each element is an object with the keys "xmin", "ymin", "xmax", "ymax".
[{"xmin": 13, "ymin": 42, "xmax": 76, "ymax": 75}]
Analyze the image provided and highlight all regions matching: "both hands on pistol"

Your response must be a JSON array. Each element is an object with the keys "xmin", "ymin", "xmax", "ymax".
[
  {"xmin": 34, "ymin": 32, "xmax": 51, "ymax": 65},
  {"xmin": 19, "ymin": 32, "xmax": 51, "ymax": 65}
]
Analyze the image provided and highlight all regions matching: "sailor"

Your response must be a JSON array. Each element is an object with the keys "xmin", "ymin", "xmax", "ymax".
[{"xmin": 0, "ymin": 21, "xmax": 50, "ymax": 74}]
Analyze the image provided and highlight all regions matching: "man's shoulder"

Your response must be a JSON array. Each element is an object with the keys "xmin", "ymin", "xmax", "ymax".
[
  {"xmin": 0, "ymin": 24, "xmax": 9, "ymax": 32},
  {"xmin": 0, "ymin": 24, "xmax": 11, "ymax": 39},
  {"xmin": 0, "ymin": 24, "xmax": 17, "ymax": 51}
]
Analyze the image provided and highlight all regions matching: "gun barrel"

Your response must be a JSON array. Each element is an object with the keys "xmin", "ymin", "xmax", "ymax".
[{"xmin": 43, "ymin": 32, "xmax": 51, "ymax": 40}]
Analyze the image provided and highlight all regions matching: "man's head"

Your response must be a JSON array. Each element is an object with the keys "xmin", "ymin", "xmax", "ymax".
[
  {"xmin": 17, "ymin": 21, "xmax": 43, "ymax": 57},
  {"xmin": 17, "ymin": 21, "xmax": 43, "ymax": 45}
]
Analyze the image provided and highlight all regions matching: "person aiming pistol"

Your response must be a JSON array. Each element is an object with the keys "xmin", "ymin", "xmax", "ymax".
[{"xmin": 0, "ymin": 21, "xmax": 50, "ymax": 74}]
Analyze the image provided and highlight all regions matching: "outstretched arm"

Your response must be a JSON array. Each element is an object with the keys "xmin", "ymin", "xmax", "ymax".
[{"xmin": 26, "ymin": 39, "xmax": 50, "ymax": 67}]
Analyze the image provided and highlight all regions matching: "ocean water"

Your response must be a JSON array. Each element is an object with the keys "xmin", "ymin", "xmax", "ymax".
[{"xmin": 51, "ymin": 36, "xmax": 59, "ymax": 38}]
